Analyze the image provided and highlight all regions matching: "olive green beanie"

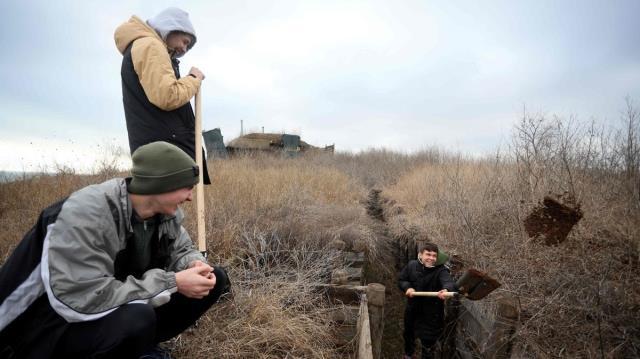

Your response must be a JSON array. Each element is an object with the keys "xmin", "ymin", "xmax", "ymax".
[{"xmin": 128, "ymin": 141, "xmax": 199, "ymax": 194}]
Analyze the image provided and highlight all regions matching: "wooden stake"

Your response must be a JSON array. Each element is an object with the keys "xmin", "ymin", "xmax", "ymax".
[{"xmin": 194, "ymin": 89, "xmax": 206, "ymax": 256}]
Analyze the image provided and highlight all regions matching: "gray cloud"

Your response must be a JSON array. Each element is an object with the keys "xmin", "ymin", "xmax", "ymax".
[{"xmin": 1, "ymin": 0, "xmax": 639, "ymax": 171}]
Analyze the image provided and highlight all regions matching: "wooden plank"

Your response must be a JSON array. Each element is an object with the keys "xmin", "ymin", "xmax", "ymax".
[
  {"xmin": 345, "ymin": 267, "xmax": 363, "ymax": 283},
  {"xmin": 344, "ymin": 251, "xmax": 365, "ymax": 266},
  {"xmin": 366, "ymin": 283, "xmax": 385, "ymax": 359},
  {"xmin": 329, "ymin": 304, "xmax": 360, "ymax": 324},
  {"xmin": 331, "ymin": 267, "xmax": 363, "ymax": 285},
  {"xmin": 357, "ymin": 294, "xmax": 373, "ymax": 359},
  {"xmin": 325, "ymin": 284, "xmax": 365, "ymax": 305}
]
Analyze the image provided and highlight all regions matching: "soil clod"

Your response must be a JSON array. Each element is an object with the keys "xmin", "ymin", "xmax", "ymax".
[{"xmin": 524, "ymin": 194, "xmax": 583, "ymax": 245}]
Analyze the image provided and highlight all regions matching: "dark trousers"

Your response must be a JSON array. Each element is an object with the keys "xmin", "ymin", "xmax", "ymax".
[
  {"xmin": 403, "ymin": 307, "xmax": 440, "ymax": 359},
  {"xmin": 52, "ymin": 267, "xmax": 229, "ymax": 358}
]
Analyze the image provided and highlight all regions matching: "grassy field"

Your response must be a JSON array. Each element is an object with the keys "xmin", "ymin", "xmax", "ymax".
[{"xmin": 1, "ymin": 110, "xmax": 639, "ymax": 358}]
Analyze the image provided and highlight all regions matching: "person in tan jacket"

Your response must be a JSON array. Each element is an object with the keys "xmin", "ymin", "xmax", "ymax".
[{"xmin": 115, "ymin": 7, "xmax": 211, "ymax": 184}]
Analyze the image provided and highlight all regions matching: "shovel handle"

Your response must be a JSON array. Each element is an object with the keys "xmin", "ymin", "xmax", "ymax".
[
  {"xmin": 194, "ymin": 89, "xmax": 206, "ymax": 256},
  {"xmin": 412, "ymin": 291, "xmax": 458, "ymax": 298}
]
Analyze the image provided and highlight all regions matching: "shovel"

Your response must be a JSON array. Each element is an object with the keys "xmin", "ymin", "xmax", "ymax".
[{"xmin": 412, "ymin": 268, "xmax": 500, "ymax": 300}]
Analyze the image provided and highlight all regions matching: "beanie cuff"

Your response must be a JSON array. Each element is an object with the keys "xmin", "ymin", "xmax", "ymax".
[{"xmin": 129, "ymin": 166, "xmax": 199, "ymax": 194}]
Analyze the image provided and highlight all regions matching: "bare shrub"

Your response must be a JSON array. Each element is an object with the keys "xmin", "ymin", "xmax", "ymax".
[
  {"xmin": 383, "ymin": 101, "xmax": 640, "ymax": 357},
  {"xmin": 181, "ymin": 154, "xmax": 370, "ymax": 258},
  {"xmin": 169, "ymin": 154, "xmax": 382, "ymax": 357},
  {"xmin": 170, "ymin": 229, "xmax": 345, "ymax": 358},
  {"xmin": 92, "ymin": 142, "xmax": 129, "ymax": 180},
  {"xmin": 3, "ymin": 100, "xmax": 638, "ymax": 357},
  {"xmin": 1, "ymin": 153, "xmax": 380, "ymax": 358},
  {"xmin": 325, "ymin": 147, "xmax": 445, "ymax": 188}
]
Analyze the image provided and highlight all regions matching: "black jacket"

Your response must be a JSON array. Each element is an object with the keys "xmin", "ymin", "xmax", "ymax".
[
  {"xmin": 0, "ymin": 199, "xmax": 67, "ymax": 358},
  {"xmin": 398, "ymin": 260, "xmax": 457, "ymax": 335},
  {"xmin": 121, "ymin": 44, "xmax": 211, "ymax": 184}
]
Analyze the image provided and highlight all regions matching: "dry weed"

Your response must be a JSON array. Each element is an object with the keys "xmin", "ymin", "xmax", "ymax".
[
  {"xmin": 382, "ymin": 112, "xmax": 640, "ymax": 357},
  {"xmin": 1, "ymin": 154, "xmax": 377, "ymax": 358}
]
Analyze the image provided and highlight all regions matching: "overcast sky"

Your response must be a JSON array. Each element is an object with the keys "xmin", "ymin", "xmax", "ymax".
[{"xmin": 1, "ymin": 1, "xmax": 639, "ymax": 172}]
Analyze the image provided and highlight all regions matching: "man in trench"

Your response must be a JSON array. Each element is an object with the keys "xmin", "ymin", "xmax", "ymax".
[
  {"xmin": 115, "ymin": 7, "xmax": 211, "ymax": 185},
  {"xmin": 0, "ymin": 141, "xmax": 229, "ymax": 358},
  {"xmin": 398, "ymin": 242, "xmax": 457, "ymax": 359}
]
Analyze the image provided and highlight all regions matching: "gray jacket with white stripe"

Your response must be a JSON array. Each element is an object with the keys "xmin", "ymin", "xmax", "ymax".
[{"xmin": 0, "ymin": 178, "xmax": 205, "ymax": 356}]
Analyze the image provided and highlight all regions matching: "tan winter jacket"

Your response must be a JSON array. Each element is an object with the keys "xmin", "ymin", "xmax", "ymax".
[{"xmin": 114, "ymin": 16, "xmax": 201, "ymax": 111}]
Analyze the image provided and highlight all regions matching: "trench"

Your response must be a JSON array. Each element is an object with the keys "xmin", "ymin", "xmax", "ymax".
[
  {"xmin": 360, "ymin": 189, "xmax": 520, "ymax": 359},
  {"xmin": 362, "ymin": 188, "xmax": 415, "ymax": 358}
]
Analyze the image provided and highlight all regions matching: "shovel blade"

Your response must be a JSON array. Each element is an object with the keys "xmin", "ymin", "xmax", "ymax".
[{"xmin": 456, "ymin": 268, "xmax": 501, "ymax": 300}]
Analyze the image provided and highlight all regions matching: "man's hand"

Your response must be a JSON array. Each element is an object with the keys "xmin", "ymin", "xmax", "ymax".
[
  {"xmin": 437, "ymin": 289, "xmax": 449, "ymax": 300},
  {"xmin": 188, "ymin": 260, "xmax": 215, "ymax": 279},
  {"xmin": 176, "ymin": 265, "xmax": 216, "ymax": 299},
  {"xmin": 188, "ymin": 67, "xmax": 205, "ymax": 80},
  {"xmin": 189, "ymin": 260, "xmax": 210, "ymax": 270},
  {"xmin": 405, "ymin": 288, "xmax": 415, "ymax": 298}
]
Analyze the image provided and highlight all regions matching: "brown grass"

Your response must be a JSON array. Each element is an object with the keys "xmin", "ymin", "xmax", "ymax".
[
  {"xmin": 383, "ymin": 136, "xmax": 640, "ymax": 356},
  {"xmin": 0, "ymin": 170, "xmax": 120, "ymax": 261},
  {"xmin": 2, "ymin": 104, "xmax": 639, "ymax": 357},
  {"xmin": 173, "ymin": 155, "xmax": 379, "ymax": 357},
  {"xmin": 0, "ymin": 154, "xmax": 378, "ymax": 358}
]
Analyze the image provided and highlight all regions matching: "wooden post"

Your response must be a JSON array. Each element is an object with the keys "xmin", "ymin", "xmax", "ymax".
[
  {"xmin": 357, "ymin": 294, "xmax": 373, "ymax": 359},
  {"xmin": 366, "ymin": 283, "xmax": 385, "ymax": 359},
  {"xmin": 194, "ymin": 90, "xmax": 206, "ymax": 255}
]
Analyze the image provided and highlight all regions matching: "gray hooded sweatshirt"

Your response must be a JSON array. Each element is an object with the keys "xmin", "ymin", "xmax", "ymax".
[{"xmin": 147, "ymin": 7, "xmax": 197, "ymax": 55}]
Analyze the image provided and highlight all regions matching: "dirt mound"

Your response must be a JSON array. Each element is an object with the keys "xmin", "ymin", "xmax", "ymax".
[{"xmin": 524, "ymin": 194, "xmax": 583, "ymax": 245}]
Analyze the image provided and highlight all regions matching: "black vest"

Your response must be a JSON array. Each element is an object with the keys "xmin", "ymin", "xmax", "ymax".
[{"xmin": 120, "ymin": 44, "xmax": 210, "ymax": 183}]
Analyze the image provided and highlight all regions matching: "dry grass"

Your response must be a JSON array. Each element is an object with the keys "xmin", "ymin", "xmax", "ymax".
[
  {"xmin": 2, "ymin": 103, "xmax": 639, "ymax": 357},
  {"xmin": 179, "ymin": 155, "xmax": 370, "ymax": 259},
  {"xmin": 170, "ymin": 230, "xmax": 346, "ymax": 358},
  {"xmin": 172, "ymin": 155, "xmax": 380, "ymax": 357},
  {"xmin": 0, "ymin": 154, "xmax": 378, "ymax": 358},
  {"xmin": 0, "ymin": 170, "xmax": 120, "ymax": 261},
  {"xmin": 382, "ymin": 124, "xmax": 640, "ymax": 357}
]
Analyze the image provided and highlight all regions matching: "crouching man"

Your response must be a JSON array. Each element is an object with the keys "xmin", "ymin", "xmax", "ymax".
[
  {"xmin": 398, "ymin": 243, "xmax": 456, "ymax": 359},
  {"xmin": 0, "ymin": 141, "xmax": 229, "ymax": 358}
]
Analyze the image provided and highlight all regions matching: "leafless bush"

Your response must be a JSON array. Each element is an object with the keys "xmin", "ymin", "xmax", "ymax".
[
  {"xmin": 326, "ymin": 147, "xmax": 445, "ymax": 188},
  {"xmin": 619, "ymin": 97, "xmax": 640, "ymax": 207},
  {"xmin": 1, "ymin": 154, "xmax": 379, "ymax": 358},
  {"xmin": 3, "ymin": 99, "xmax": 639, "ymax": 357},
  {"xmin": 92, "ymin": 142, "xmax": 129, "ymax": 179},
  {"xmin": 170, "ymin": 228, "xmax": 346, "ymax": 358},
  {"xmin": 173, "ymin": 155, "xmax": 383, "ymax": 357},
  {"xmin": 383, "ymin": 99, "xmax": 640, "ymax": 357}
]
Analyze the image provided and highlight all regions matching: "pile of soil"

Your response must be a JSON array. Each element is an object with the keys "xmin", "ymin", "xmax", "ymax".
[{"xmin": 524, "ymin": 195, "xmax": 583, "ymax": 245}]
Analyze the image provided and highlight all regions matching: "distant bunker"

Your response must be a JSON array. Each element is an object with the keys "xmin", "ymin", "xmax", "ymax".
[
  {"xmin": 226, "ymin": 133, "xmax": 334, "ymax": 157},
  {"xmin": 203, "ymin": 128, "xmax": 228, "ymax": 159},
  {"xmin": 524, "ymin": 195, "xmax": 583, "ymax": 245}
]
